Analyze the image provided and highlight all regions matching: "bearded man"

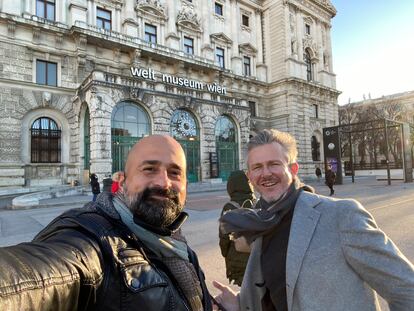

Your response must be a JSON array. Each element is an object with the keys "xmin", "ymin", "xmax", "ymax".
[{"xmin": 0, "ymin": 135, "xmax": 212, "ymax": 311}]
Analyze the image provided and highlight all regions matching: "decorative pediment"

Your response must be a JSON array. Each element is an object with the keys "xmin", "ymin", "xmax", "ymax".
[
  {"xmin": 123, "ymin": 18, "xmax": 139, "ymax": 27},
  {"xmin": 210, "ymin": 33, "xmax": 233, "ymax": 46},
  {"xmin": 303, "ymin": 15, "xmax": 314, "ymax": 25},
  {"xmin": 95, "ymin": 0, "xmax": 124, "ymax": 9},
  {"xmin": 177, "ymin": 6, "xmax": 202, "ymax": 33},
  {"xmin": 239, "ymin": 43, "xmax": 257, "ymax": 55},
  {"xmin": 135, "ymin": 0, "xmax": 167, "ymax": 20}
]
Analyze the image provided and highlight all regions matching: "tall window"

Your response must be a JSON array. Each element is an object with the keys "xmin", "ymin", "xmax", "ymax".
[
  {"xmin": 249, "ymin": 101, "xmax": 256, "ymax": 117},
  {"xmin": 31, "ymin": 117, "xmax": 61, "ymax": 163},
  {"xmin": 243, "ymin": 56, "xmax": 251, "ymax": 76},
  {"xmin": 97, "ymin": 8, "xmax": 111, "ymax": 30},
  {"xmin": 36, "ymin": 60, "xmax": 57, "ymax": 86},
  {"xmin": 215, "ymin": 2, "xmax": 223, "ymax": 16},
  {"xmin": 36, "ymin": 0, "xmax": 55, "ymax": 21},
  {"xmin": 304, "ymin": 50, "xmax": 313, "ymax": 81},
  {"xmin": 145, "ymin": 24, "xmax": 157, "ymax": 43},
  {"xmin": 313, "ymin": 104, "xmax": 319, "ymax": 118},
  {"xmin": 184, "ymin": 37, "xmax": 194, "ymax": 54},
  {"xmin": 216, "ymin": 47, "xmax": 225, "ymax": 68},
  {"xmin": 305, "ymin": 24, "xmax": 311, "ymax": 35},
  {"xmin": 242, "ymin": 14, "xmax": 249, "ymax": 27}
]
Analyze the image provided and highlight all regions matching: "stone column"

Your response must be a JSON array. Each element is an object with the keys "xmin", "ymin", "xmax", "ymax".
[{"xmin": 256, "ymin": 9, "xmax": 263, "ymax": 63}]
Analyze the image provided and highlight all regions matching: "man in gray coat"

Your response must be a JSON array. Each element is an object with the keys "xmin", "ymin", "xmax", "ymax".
[{"xmin": 212, "ymin": 129, "xmax": 414, "ymax": 311}]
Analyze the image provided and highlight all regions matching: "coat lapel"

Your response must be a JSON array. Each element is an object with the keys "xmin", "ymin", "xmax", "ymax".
[{"xmin": 286, "ymin": 192, "xmax": 321, "ymax": 311}]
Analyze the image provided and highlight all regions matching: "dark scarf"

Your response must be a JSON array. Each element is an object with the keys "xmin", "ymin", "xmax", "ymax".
[
  {"xmin": 113, "ymin": 197, "xmax": 203, "ymax": 311},
  {"xmin": 219, "ymin": 179, "xmax": 314, "ymax": 243}
]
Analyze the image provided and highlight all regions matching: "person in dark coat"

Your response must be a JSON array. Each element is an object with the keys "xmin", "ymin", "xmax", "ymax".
[
  {"xmin": 0, "ymin": 135, "xmax": 213, "ymax": 311},
  {"xmin": 90, "ymin": 173, "xmax": 100, "ymax": 202},
  {"xmin": 325, "ymin": 165, "xmax": 336, "ymax": 196},
  {"xmin": 315, "ymin": 166, "xmax": 322, "ymax": 182},
  {"xmin": 219, "ymin": 170, "xmax": 256, "ymax": 286}
]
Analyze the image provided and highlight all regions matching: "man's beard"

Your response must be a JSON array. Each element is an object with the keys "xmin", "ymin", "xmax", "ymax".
[{"xmin": 121, "ymin": 186, "xmax": 184, "ymax": 228}]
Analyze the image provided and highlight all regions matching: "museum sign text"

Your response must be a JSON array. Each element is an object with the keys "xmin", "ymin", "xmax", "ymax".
[{"xmin": 130, "ymin": 67, "xmax": 227, "ymax": 95}]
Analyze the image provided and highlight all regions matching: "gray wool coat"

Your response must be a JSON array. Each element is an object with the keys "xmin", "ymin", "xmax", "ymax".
[{"xmin": 239, "ymin": 191, "xmax": 414, "ymax": 311}]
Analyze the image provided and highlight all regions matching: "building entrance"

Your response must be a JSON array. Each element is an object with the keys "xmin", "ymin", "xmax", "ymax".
[{"xmin": 215, "ymin": 116, "xmax": 238, "ymax": 181}]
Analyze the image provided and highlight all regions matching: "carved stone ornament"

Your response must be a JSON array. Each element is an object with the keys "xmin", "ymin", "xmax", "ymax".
[
  {"xmin": 42, "ymin": 92, "xmax": 52, "ymax": 107},
  {"xmin": 303, "ymin": 37, "xmax": 319, "ymax": 59},
  {"xmin": 32, "ymin": 27, "xmax": 41, "ymax": 44},
  {"xmin": 177, "ymin": 6, "xmax": 202, "ymax": 32},
  {"xmin": 135, "ymin": 0, "xmax": 167, "ymax": 19},
  {"xmin": 7, "ymin": 20, "xmax": 16, "ymax": 38}
]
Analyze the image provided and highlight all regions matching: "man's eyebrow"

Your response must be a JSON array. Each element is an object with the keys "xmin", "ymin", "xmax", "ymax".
[
  {"xmin": 139, "ymin": 160, "xmax": 161, "ymax": 166},
  {"xmin": 168, "ymin": 163, "xmax": 183, "ymax": 171}
]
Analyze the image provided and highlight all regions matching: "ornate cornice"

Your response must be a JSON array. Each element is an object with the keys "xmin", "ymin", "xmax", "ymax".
[
  {"xmin": 287, "ymin": 0, "xmax": 336, "ymax": 20},
  {"xmin": 312, "ymin": 0, "xmax": 336, "ymax": 15}
]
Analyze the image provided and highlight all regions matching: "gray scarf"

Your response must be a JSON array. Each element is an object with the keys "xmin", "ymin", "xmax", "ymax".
[
  {"xmin": 113, "ymin": 197, "xmax": 204, "ymax": 311},
  {"xmin": 219, "ymin": 179, "xmax": 314, "ymax": 243}
]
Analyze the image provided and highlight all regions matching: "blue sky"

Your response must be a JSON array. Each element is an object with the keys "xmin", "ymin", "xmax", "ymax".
[{"xmin": 331, "ymin": 1, "xmax": 414, "ymax": 105}]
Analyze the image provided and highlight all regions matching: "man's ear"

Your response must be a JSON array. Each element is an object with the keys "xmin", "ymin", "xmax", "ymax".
[{"xmin": 290, "ymin": 162, "xmax": 299, "ymax": 175}]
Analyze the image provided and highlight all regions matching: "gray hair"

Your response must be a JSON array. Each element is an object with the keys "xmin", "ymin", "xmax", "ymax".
[{"xmin": 247, "ymin": 129, "xmax": 298, "ymax": 163}]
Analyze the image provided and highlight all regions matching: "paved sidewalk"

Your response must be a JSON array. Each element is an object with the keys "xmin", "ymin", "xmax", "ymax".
[
  {"xmin": 11, "ymin": 175, "xmax": 414, "ymax": 211},
  {"xmin": 1, "ymin": 176, "xmax": 413, "ymax": 249}
]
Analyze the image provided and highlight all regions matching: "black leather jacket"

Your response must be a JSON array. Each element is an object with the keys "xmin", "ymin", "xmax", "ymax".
[{"xmin": 0, "ymin": 193, "xmax": 212, "ymax": 311}]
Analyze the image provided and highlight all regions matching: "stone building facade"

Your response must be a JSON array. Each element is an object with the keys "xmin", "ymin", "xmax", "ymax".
[{"xmin": 0, "ymin": 0, "xmax": 339, "ymax": 187}]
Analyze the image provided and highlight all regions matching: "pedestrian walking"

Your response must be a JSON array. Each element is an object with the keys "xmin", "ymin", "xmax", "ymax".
[
  {"xmin": 325, "ymin": 164, "xmax": 336, "ymax": 196},
  {"xmin": 90, "ymin": 173, "xmax": 100, "ymax": 202},
  {"xmin": 219, "ymin": 170, "xmax": 256, "ymax": 286}
]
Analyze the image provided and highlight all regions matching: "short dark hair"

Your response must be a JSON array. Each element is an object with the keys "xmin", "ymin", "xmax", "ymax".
[{"xmin": 247, "ymin": 129, "xmax": 298, "ymax": 163}]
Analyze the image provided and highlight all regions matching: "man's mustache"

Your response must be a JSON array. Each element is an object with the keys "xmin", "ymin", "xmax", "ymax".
[{"xmin": 142, "ymin": 187, "xmax": 180, "ymax": 203}]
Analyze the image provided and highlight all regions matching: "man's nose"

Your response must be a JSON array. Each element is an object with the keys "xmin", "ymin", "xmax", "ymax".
[
  {"xmin": 153, "ymin": 169, "xmax": 172, "ymax": 189},
  {"xmin": 262, "ymin": 165, "xmax": 273, "ymax": 176}
]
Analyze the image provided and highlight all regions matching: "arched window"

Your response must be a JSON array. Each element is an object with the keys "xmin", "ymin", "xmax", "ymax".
[
  {"xmin": 170, "ymin": 109, "xmax": 199, "ymax": 140},
  {"xmin": 304, "ymin": 50, "xmax": 313, "ymax": 81},
  {"xmin": 111, "ymin": 102, "xmax": 150, "ymax": 172},
  {"xmin": 31, "ymin": 117, "xmax": 61, "ymax": 163},
  {"xmin": 311, "ymin": 135, "xmax": 320, "ymax": 161},
  {"xmin": 215, "ymin": 116, "xmax": 236, "ymax": 142},
  {"xmin": 112, "ymin": 102, "xmax": 150, "ymax": 138}
]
